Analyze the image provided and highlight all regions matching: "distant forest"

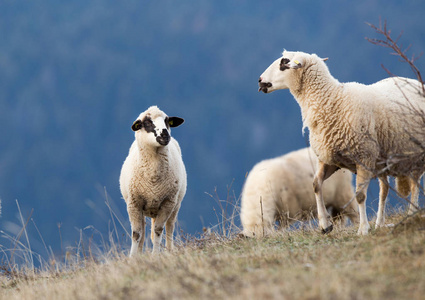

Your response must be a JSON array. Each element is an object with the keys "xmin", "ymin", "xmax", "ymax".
[{"xmin": 0, "ymin": 1, "xmax": 424, "ymax": 257}]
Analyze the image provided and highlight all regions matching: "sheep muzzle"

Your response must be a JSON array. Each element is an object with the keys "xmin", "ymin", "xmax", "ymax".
[
  {"xmin": 258, "ymin": 80, "xmax": 272, "ymax": 93},
  {"xmin": 157, "ymin": 136, "xmax": 170, "ymax": 146},
  {"xmin": 156, "ymin": 129, "xmax": 171, "ymax": 146}
]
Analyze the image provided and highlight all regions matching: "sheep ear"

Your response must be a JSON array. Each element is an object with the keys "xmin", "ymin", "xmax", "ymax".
[
  {"xmin": 288, "ymin": 58, "xmax": 303, "ymax": 69},
  {"xmin": 168, "ymin": 117, "xmax": 184, "ymax": 128},
  {"xmin": 132, "ymin": 120, "xmax": 143, "ymax": 131}
]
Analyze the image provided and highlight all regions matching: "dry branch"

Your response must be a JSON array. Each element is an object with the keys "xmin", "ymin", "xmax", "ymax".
[{"xmin": 366, "ymin": 19, "xmax": 425, "ymax": 94}]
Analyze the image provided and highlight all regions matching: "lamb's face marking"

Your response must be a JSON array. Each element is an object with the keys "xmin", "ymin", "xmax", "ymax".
[
  {"xmin": 132, "ymin": 113, "xmax": 171, "ymax": 147},
  {"xmin": 258, "ymin": 51, "xmax": 304, "ymax": 93},
  {"xmin": 132, "ymin": 231, "xmax": 140, "ymax": 241},
  {"xmin": 132, "ymin": 106, "xmax": 185, "ymax": 148},
  {"xmin": 279, "ymin": 58, "xmax": 290, "ymax": 71}
]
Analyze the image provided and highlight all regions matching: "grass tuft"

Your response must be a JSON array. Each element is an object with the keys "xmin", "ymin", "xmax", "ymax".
[{"xmin": 1, "ymin": 210, "xmax": 424, "ymax": 299}]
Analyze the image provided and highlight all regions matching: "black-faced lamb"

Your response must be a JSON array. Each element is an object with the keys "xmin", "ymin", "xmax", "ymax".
[
  {"xmin": 240, "ymin": 147, "xmax": 358, "ymax": 237},
  {"xmin": 120, "ymin": 106, "xmax": 186, "ymax": 256},
  {"xmin": 259, "ymin": 50, "xmax": 425, "ymax": 235}
]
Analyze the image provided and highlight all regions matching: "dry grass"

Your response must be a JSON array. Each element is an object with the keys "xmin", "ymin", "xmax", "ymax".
[{"xmin": 1, "ymin": 211, "xmax": 424, "ymax": 300}]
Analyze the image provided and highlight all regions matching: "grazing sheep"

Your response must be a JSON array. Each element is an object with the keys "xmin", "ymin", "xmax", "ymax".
[
  {"xmin": 120, "ymin": 106, "xmax": 186, "ymax": 256},
  {"xmin": 259, "ymin": 50, "xmax": 425, "ymax": 235},
  {"xmin": 240, "ymin": 147, "xmax": 358, "ymax": 237}
]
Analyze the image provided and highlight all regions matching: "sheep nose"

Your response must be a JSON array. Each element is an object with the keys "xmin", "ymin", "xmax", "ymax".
[
  {"xmin": 160, "ymin": 129, "xmax": 169, "ymax": 138},
  {"xmin": 157, "ymin": 129, "xmax": 171, "ymax": 146},
  {"xmin": 258, "ymin": 80, "xmax": 272, "ymax": 93}
]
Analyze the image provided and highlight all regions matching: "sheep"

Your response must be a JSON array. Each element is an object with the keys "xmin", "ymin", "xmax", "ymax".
[
  {"xmin": 259, "ymin": 50, "xmax": 425, "ymax": 235},
  {"xmin": 240, "ymin": 147, "xmax": 358, "ymax": 237},
  {"xmin": 119, "ymin": 106, "xmax": 186, "ymax": 256}
]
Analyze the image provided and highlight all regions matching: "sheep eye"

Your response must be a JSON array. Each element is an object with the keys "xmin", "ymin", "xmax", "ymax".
[
  {"xmin": 143, "ymin": 118, "xmax": 155, "ymax": 133},
  {"xmin": 281, "ymin": 58, "xmax": 290, "ymax": 64},
  {"xmin": 280, "ymin": 58, "xmax": 290, "ymax": 71},
  {"xmin": 143, "ymin": 119, "xmax": 152, "ymax": 126}
]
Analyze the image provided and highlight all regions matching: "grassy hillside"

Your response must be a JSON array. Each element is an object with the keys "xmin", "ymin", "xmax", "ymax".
[{"xmin": 1, "ymin": 211, "xmax": 425, "ymax": 300}]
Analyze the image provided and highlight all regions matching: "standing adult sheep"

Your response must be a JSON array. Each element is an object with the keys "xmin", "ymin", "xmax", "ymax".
[
  {"xmin": 259, "ymin": 50, "xmax": 425, "ymax": 235},
  {"xmin": 120, "ymin": 106, "xmax": 186, "ymax": 256},
  {"xmin": 240, "ymin": 147, "xmax": 358, "ymax": 237}
]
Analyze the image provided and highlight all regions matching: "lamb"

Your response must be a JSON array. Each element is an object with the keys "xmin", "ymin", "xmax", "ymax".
[
  {"xmin": 240, "ymin": 147, "xmax": 358, "ymax": 237},
  {"xmin": 259, "ymin": 50, "xmax": 425, "ymax": 235},
  {"xmin": 119, "ymin": 106, "xmax": 186, "ymax": 256}
]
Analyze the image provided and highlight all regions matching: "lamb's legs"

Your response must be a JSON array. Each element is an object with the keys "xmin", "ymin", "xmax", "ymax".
[
  {"xmin": 313, "ymin": 161, "xmax": 339, "ymax": 234},
  {"xmin": 165, "ymin": 205, "xmax": 180, "ymax": 251},
  {"xmin": 355, "ymin": 167, "xmax": 372, "ymax": 235},
  {"xmin": 151, "ymin": 200, "xmax": 175, "ymax": 254},
  {"xmin": 375, "ymin": 176, "xmax": 389, "ymax": 228},
  {"xmin": 127, "ymin": 202, "xmax": 146, "ymax": 257},
  {"xmin": 408, "ymin": 174, "xmax": 422, "ymax": 214},
  {"xmin": 151, "ymin": 218, "xmax": 156, "ymax": 244},
  {"xmin": 151, "ymin": 215, "xmax": 173, "ymax": 251}
]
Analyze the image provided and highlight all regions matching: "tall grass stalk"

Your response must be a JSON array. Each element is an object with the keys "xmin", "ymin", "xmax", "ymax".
[{"xmin": 205, "ymin": 180, "xmax": 241, "ymax": 238}]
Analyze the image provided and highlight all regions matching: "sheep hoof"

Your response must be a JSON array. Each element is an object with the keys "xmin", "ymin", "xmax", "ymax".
[
  {"xmin": 357, "ymin": 225, "xmax": 370, "ymax": 235},
  {"xmin": 237, "ymin": 232, "xmax": 250, "ymax": 239},
  {"xmin": 321, "ymin": 224, "xmax": 333, "ymax": 234}
]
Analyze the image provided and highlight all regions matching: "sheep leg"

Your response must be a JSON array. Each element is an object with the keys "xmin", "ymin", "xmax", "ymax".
[
  {"xmin": 151, "ymin": 199, "xmax": 175, "ymax": 254},
  {"xmin": 355, "ymin": 167, "xmax": 372, "ymax": 235},
  {"xmin": 127, "ymin": 202, "xmax": 146, "ymax": 257},
  {"xmin": 151, "ymin": 218, "xmax": 156, "ymax": 244},
  {"xmin": 165, "ymin": 205, "xmax": 180, "ymax": 251},
  {"xmin": 313, "ymin": 161, "xmax": 339, "ymax": 234},
  {"xmin": 375, "ymin": 176, "xmax": 389, "ymax": 228},
  {"xmin": 408, "ymin": 174, "xmax": 422, "ymax": 214}
]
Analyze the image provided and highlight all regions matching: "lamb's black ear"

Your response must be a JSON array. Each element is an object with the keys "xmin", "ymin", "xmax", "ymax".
[
  {"xmin": 168, "ymin": 117, "xmax": 184, "ymax": 128},
  {"xmin": 131, "ymin": 120, "xmax": 143, "ymax": 131}
]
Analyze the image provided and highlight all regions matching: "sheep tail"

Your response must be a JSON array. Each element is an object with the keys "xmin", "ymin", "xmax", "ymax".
[{"xmin": 395, "ymin": 176, "xmax": 411, "ymax": 198}]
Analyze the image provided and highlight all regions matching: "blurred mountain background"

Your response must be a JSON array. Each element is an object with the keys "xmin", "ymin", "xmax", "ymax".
[{"xmin": 0, "ymin": 0, "xmax": 424, "ymax": 259}]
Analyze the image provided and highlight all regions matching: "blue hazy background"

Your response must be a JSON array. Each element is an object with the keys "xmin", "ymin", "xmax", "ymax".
[{"xmin": 1, "ymin": 0, "xmax": 424, "ymax": 260}]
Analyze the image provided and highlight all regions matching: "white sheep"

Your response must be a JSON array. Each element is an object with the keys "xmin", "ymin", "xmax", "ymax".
[
  {"xmin": 120, "ymin": 106, "xmax": 186, "ymax": 256},
  {"xmin": 240, "ymin": 147, "xmax": 358, "ymax": 237},
  {"xmin": 259, "ymin": 50, "xmax": 425, "ymax": 235}
]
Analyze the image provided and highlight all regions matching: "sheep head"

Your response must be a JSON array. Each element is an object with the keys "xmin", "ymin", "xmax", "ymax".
[
  {"xmin": 131, "ymin": 106, "xmax": 184, "ymax": 148},
  {"xmin": 259, "ymin": 50, "xmax": 326, "ymax": 93}
]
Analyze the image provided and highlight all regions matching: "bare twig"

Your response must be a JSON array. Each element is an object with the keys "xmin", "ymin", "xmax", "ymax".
[
  {"xmin": 391, "ymin": 208, "xmax": 424, "ymax": 233},
  {"xmin": 260, "ymin": 197, "xmax": 264, "ymax": 237},
  {"xmin": 366, "ymin": 18, "xmax": 425, "ymax": 94}
]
